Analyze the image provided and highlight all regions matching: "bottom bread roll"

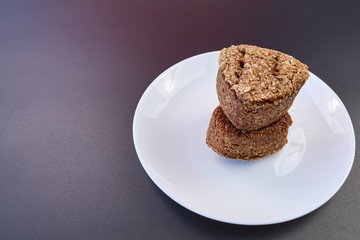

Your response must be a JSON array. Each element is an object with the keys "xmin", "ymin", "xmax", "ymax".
[{"xmin": 206, "ymin": 106, "xmax": 292, "ymax": 161}]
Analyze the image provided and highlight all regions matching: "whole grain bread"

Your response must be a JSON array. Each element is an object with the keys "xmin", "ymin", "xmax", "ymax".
[
  {"xmin": 217, "ymin": 44, "xmax": 309, "ymax": 131},
  {"xmin": 206, "ymin": 106, "xmax": 292, "ymax": 161}
]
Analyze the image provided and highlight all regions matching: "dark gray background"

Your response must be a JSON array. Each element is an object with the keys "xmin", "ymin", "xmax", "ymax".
[{"xmin": 0, "ymin": 0, "xmax": 359, "ymax": 239}]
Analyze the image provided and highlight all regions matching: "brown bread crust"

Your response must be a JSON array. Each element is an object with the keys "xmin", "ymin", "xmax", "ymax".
[
  {"xmin": 217, "ymin": 44, "xmax": 309, "ymax": 130},
  {"xmin": 206, "ymin": 106, "xmax": 292, "ymax": 161},
  {"xmin": 217, "ymin": 70, "xmax": 295, "ymax": 131}
]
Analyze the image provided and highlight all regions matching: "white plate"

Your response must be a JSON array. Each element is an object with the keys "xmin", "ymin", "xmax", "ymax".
[{"xmin": 133, "ymin": 51, "xmax": 355, "ymax": 225}]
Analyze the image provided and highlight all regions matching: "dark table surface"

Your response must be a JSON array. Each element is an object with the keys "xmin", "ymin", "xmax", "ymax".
[{"xmin": 0, "ymin": 0, "xmax": 359, "ymax": 239}]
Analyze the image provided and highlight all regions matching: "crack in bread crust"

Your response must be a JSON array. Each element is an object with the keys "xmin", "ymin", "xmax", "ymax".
[{"xmin": 219, "ymin": 45, "xmax": 309, "ymax": 103}]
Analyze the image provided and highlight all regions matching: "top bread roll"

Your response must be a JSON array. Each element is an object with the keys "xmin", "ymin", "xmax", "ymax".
[{"xmin": 217, "ymin": 44, "xmax": 309, "ymax": 131}]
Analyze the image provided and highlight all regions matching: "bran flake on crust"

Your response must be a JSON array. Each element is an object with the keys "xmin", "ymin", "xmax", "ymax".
[{"xmin": 218, "ymin": 45, "xmax": 309, "ymax": 102}]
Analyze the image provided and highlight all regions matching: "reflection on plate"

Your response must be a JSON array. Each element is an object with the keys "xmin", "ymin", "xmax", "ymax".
[{"xmin": 133, "ymin": 51, "xmax": 355, "ymax": 225}]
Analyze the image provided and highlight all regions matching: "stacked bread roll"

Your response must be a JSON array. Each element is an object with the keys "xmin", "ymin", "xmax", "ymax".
[{"xmin": 206, "ymin": 45, "xmax": 309, "ymax": 160}]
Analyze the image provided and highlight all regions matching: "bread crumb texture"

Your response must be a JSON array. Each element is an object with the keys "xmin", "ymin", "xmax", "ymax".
[{"xmin": 219, "ymin": 44, "xmax": 309, "ymax": 102}]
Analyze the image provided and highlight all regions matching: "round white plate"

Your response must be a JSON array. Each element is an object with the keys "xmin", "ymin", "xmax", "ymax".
[{"xmin": 133, "ymin": 51, "xmax": 355, "ymax": 225}]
